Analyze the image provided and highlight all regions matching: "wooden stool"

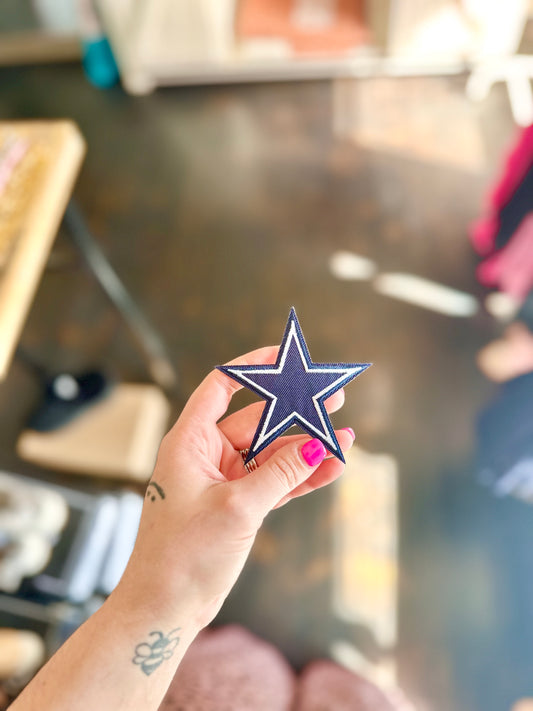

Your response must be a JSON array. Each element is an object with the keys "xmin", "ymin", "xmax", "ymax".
[{"xmin": 17, "ymin": 383, "xmax": 170, "ymax": 481}]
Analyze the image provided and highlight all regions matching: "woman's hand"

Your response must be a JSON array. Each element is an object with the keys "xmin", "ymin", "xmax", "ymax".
[
  {"xmin": 10, "ymin": 347, "xmax": 355, "ymax": 711},
  {"xmin": 119, "ymin": 346, "xmax": 354, "ymax": 631}
]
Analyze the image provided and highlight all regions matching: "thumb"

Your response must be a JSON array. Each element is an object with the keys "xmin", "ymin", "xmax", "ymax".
[{"xmin": 234, "ymin": 438, "xmax": 328, "ymax": 516}]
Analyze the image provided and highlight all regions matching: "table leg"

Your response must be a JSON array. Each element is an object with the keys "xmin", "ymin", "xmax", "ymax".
[{"xmin": 63, "ymin": 202, "xmax": 178, "ymax": 393}]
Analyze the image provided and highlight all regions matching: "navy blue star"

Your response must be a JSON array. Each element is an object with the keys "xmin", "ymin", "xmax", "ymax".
[{"xmin": 217, "ymin": 309, "xmax": 371, "ymax": 464}]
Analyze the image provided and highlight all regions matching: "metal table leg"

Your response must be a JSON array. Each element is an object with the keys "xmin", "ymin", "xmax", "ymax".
[{"xmin": 63, "ymin": 202, "xmax": 177, "ymax": 392}]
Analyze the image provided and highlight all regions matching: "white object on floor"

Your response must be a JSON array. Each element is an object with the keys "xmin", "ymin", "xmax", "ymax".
[
  {"xmin": 374, "ymin": 272, "xmax": 479, "ymax": 317},
  {"xmin": 329, "ymin": 250, "xmax": 377, "ymax": 281},
  {"xmin": 485, "ymin": 292, "xmax": 521, "ymax": 321}
]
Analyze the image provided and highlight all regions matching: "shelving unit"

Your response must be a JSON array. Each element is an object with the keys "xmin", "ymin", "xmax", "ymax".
[{"xmin": 96, "ymin": 0, "xmax": 530, "ymax": 95}]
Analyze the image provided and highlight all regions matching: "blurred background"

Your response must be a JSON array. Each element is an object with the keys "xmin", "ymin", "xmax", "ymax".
[{"xmin": 1, "ymin": 1, "xmax": 533, "ymax": 709}]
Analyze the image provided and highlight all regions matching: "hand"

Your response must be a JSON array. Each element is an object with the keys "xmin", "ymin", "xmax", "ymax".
[{"xmin": 118, "ymin": 346, "xmax": 355, "ymax": 631}]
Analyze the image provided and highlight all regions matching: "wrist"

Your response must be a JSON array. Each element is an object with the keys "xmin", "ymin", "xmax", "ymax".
[{"xmin": 110, "ymin": 558, "xmax": 215, "ymax": 637}]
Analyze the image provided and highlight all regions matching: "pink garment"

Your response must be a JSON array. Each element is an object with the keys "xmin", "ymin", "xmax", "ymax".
[
  {"xmin": 294, "ymin": 660, "xmax": 398, "ymax": 711},
  {"xmin": 471, "ymin": 125, "xmax": 533, "ymax": 255},
  {"xmin": 477, "ymin": 212, "xmax": 533, "ymax": 300},
  {"xmin": 159, "ymin": 625, "xmax": 406, "ymax": 711},
  {"xmin": 159, "ymin": 626, "xmax": 295, "ymax": 710}
]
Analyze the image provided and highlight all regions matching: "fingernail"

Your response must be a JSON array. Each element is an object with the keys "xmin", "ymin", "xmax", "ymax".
[
  {"xmin": 342, "ymin": 427, "xmax": 355, "ymax": 439},
  {"xmin": 301, "ymin": 439, "xmax": 327, "ymax": 467}
]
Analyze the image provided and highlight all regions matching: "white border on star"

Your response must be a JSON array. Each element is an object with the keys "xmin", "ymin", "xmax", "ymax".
[{"xmin": 225, "ymin": 318, "xmax": 365, "ymax": 450}]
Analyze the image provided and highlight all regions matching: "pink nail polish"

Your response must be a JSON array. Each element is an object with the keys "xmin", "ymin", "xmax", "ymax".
[
  {"xmin": 301, "ymin": 439, "xmax": 327, "ymax": 467},
  {"xmin": 342, "ymin": 427, "xmax": 355, "ymax": 439}
]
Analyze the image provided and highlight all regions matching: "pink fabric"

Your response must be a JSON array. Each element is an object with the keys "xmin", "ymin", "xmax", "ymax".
[
  {"xmin": 159, "ymin": 626, "xmax": 407, "ymax": 711},
  {"xmin": 491, "ymin": 126, "xmax": 533, "ymax": 213},
  {"xmin": 159, "ymin": 626, "xmax": 295, "ymax": 710},
  {"xmin": 471, "ymin": 125, "xmax": 533, "ymax": 255},
  {"xmin": 477, "ymin": 212, "xmax": 533, "ymax": 300},
  {"xmin": 293, "ymin": 660, "xmax": 398, "ymax": 711}
]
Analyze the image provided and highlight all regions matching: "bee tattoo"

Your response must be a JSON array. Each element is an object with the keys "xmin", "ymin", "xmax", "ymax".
[{"xmin": 132, "ymin": 628, "xmax": 181, "ymax": 675}]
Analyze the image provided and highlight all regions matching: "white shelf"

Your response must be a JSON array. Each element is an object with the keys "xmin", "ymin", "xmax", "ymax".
[{"xmin": 96, "ymin": 0, "xmax": 528, "ymax": 94}]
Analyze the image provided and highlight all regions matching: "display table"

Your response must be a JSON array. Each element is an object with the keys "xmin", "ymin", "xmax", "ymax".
[
  {"xmin": 0, "ymin": 120, "xmax": 85, "ymax": 380},
  {"xmin": 0, "ymin": 120, "xmax": 177, "ymax": 390}
]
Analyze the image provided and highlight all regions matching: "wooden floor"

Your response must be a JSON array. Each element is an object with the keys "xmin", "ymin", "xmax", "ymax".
[{"xmin": 0, "ymin": 63, "xmax": 528, "ymax": 710}]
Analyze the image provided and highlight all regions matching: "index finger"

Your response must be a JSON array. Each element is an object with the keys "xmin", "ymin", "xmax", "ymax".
[{"xmin": 181, "ymin": 346, "xmax": 279, "ymax": 425}]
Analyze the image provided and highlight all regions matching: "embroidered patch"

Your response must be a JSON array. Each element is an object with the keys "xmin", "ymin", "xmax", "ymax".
[{"xmin": 217, "ymin": 308, "xmax": 371, "ymax": 464}]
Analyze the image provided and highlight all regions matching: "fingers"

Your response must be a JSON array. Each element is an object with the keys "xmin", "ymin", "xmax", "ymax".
[
  {"xmin": 273, "ymin": 461, "xmax": 341, "ymax": 508},
  {"xmin": 221, "ymin": 432, "xmax": 310, "ymax": 481},
  {"xmin": 218, "ymin": 389, "xmax": 345, "ymax": 450},
  {"xmin": 232, "ymin": 428, "xmax": 354, "ymax": 517},
  {"xmin": 180, "ymin": 346, "xmax": 279, "ymax": 426},
  {"xmin": 274, "ymin": 428, "xmax": 354, "ymax": 506},
  {"xmin": 221, "ymin": 421, "xmax": 349, "ymax": 482}
]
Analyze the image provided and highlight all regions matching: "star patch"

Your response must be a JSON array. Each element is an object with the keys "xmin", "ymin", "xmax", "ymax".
[{"xmin": 217, "ymin": 308, "xmax": 371, "ymax": 464}]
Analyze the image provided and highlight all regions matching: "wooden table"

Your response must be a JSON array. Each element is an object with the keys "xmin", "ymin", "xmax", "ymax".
[
  {"xmin": 0, "ymin": 120, "xmax": 176, "ymax": 390},
  {"xmin": 0, "ymin": 120, "xmax": 85, "ymax": 380}
]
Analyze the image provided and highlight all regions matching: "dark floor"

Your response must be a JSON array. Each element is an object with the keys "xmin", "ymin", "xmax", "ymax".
[{"xmin": 0, "ymin": 63, "xmax": 530, "ymax": 710}]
